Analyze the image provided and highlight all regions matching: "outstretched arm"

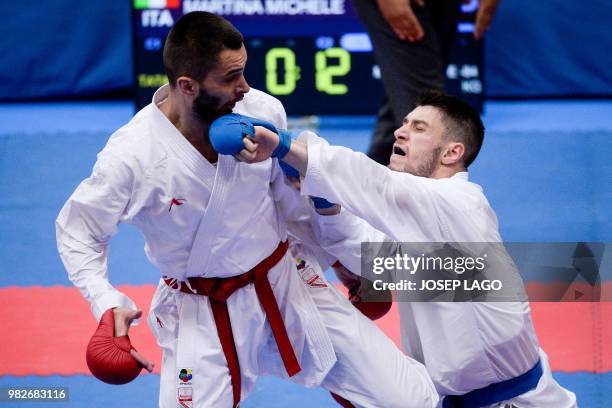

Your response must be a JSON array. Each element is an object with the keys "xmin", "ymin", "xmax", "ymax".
[{"xmin": 238, "ymin": 129, "xmax": 439, "ymax": 241}]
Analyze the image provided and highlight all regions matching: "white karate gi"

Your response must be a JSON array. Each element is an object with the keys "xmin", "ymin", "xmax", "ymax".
[
  {"xmin": 300, "ymin": 133, "xmax": 577, "ymax": 407},
  {"xmin": 56, "ymin": 85, "xmax": 438, "ymax": 407}
]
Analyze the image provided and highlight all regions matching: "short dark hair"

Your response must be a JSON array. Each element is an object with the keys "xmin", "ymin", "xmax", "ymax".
[
  {"xmin": 416, "ymin": 90, "xmax": 485, "ymax": 168},
  {"xmin": 163, "ymin": 12, "xmax": 244, "ymax": 86}
]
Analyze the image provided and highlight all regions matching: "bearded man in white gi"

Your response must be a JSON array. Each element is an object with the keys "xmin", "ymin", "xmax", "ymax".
[
  {"xmin": 56, "ymin": 11, "xmax": 439, "ymax": 408},
  {"xmin": 239, "ymin": 90, "xmax": 577, "ymax": 407}
]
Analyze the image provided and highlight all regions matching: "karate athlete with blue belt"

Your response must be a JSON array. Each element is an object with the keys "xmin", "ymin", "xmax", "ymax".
[{"xmin": 237, "ymin": 90, "xmax": 577, "ymax": 408}]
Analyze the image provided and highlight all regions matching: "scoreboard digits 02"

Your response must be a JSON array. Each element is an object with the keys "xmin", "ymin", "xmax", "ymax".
[{"xmin": 132, "ymin": 0, "xmax": 483, "ymax": 114}]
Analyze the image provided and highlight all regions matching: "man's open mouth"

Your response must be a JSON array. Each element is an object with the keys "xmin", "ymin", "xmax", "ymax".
[{"xmin": 393, "ymin": 145, "xmax": 406, "ymax": 156}]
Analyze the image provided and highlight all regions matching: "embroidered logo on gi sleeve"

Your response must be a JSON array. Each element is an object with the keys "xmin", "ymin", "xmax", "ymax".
[
  {"xmin": 295, "ymin": 258, "xmax": 328, "ymax": 288},
  {"xmin": 169, "ymin": 197, "xmax": 186, "ymax": 212}
]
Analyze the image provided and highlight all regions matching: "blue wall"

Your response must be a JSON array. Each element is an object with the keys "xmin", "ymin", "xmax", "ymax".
[
  {"xmin": 485, "ymin": 0, "xmax": 612, "ymax": 97},
  {"xmin": 1, "ymin": 2, "xmax": 133, "ymax": 100},
  {"xmin": 1, "ymin": 0, "xmax": 611, "ymax": 100}
]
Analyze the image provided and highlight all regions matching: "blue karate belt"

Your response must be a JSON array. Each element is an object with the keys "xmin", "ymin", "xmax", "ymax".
[{"xmin": 442, "ymin": 359, "xmax": 543, "ymax": 408}]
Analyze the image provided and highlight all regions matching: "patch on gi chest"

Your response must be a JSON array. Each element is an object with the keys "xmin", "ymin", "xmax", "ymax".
[
  {"xmin": 168, "ymin": 197, "xmax": 186, "ymax": 212},
  {"xmin": 295, "ymin": 258, "xmax": 327, "ymax": 288}
]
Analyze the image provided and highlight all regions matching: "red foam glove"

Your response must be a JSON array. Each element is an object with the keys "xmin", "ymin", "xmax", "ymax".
[
  {"xmin": 332, "ymin": 261, "xmax": 392, "ymax": 321},
  {"xmin": 352, "ymin": 290, "xmax": 392, "ymax": 321},
  {"xmin": 86, "ymin": 309, "xmax": 143, "ymax": 385}
]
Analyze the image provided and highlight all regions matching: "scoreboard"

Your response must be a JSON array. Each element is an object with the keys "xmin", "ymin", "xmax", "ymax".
[{"xmin": 132, "ymin": 0, "xmax": 484, "ymax": 114}]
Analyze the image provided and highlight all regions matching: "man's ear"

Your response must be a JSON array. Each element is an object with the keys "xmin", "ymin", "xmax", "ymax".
[
  {"xmin": 175, "ymin": 77, "xmax": 198, "ymax": 97},
  {"xmin": 441, "ymin": 142, "xmax": 465, "ymax": 165}
]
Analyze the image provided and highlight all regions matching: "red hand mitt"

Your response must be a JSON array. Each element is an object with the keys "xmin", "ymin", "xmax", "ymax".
[
  {"xmin": 86, "ymin": 309, "xmax": 142, "ymax": 385},
  {"xmin": 332, "ymin": 261, "xmax": 392, "ymax": 321},
  {"xmin": 351, "ymin": 287, "xmax": 392, "ymax": 321}
]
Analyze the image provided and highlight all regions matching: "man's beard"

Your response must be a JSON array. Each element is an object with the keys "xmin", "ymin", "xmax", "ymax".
[
  {"xmin": 192, "ymin": 88, "xmax": 230, "ymax": 124},
  {"xmin": 412, "ymin": 146, "xmax": 442, "ymax": 177}
]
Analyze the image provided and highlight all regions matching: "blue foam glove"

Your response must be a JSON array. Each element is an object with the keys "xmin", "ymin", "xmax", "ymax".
[
  {"xmin": 278, "ymin": 160, "xmax": 300, "ymax": 178},
  {"xmin": 278, "ymin": 160, "xmax": 334, "ymax": 208},
  {"xmin": 209, "ymin": 113, "xmax": 292, "ymax": 157},
  {"xmin": 310, "ymin": 196, "xmax": 336, "ymax": 209}
]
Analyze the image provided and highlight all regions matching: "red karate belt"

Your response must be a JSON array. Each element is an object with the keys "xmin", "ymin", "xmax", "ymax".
[
  {"xmin": 331, "ymin": 392, "xmax": 356, "ymax": 408},
  {"xmin": 163, "ymin": 240, "xmax": 300, "ymax": 407}
]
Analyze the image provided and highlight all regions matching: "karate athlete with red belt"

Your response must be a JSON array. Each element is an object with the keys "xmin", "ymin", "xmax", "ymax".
[{"xmin": 56, "ymin": 11, "xmax": 438, "ymax": 408}]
